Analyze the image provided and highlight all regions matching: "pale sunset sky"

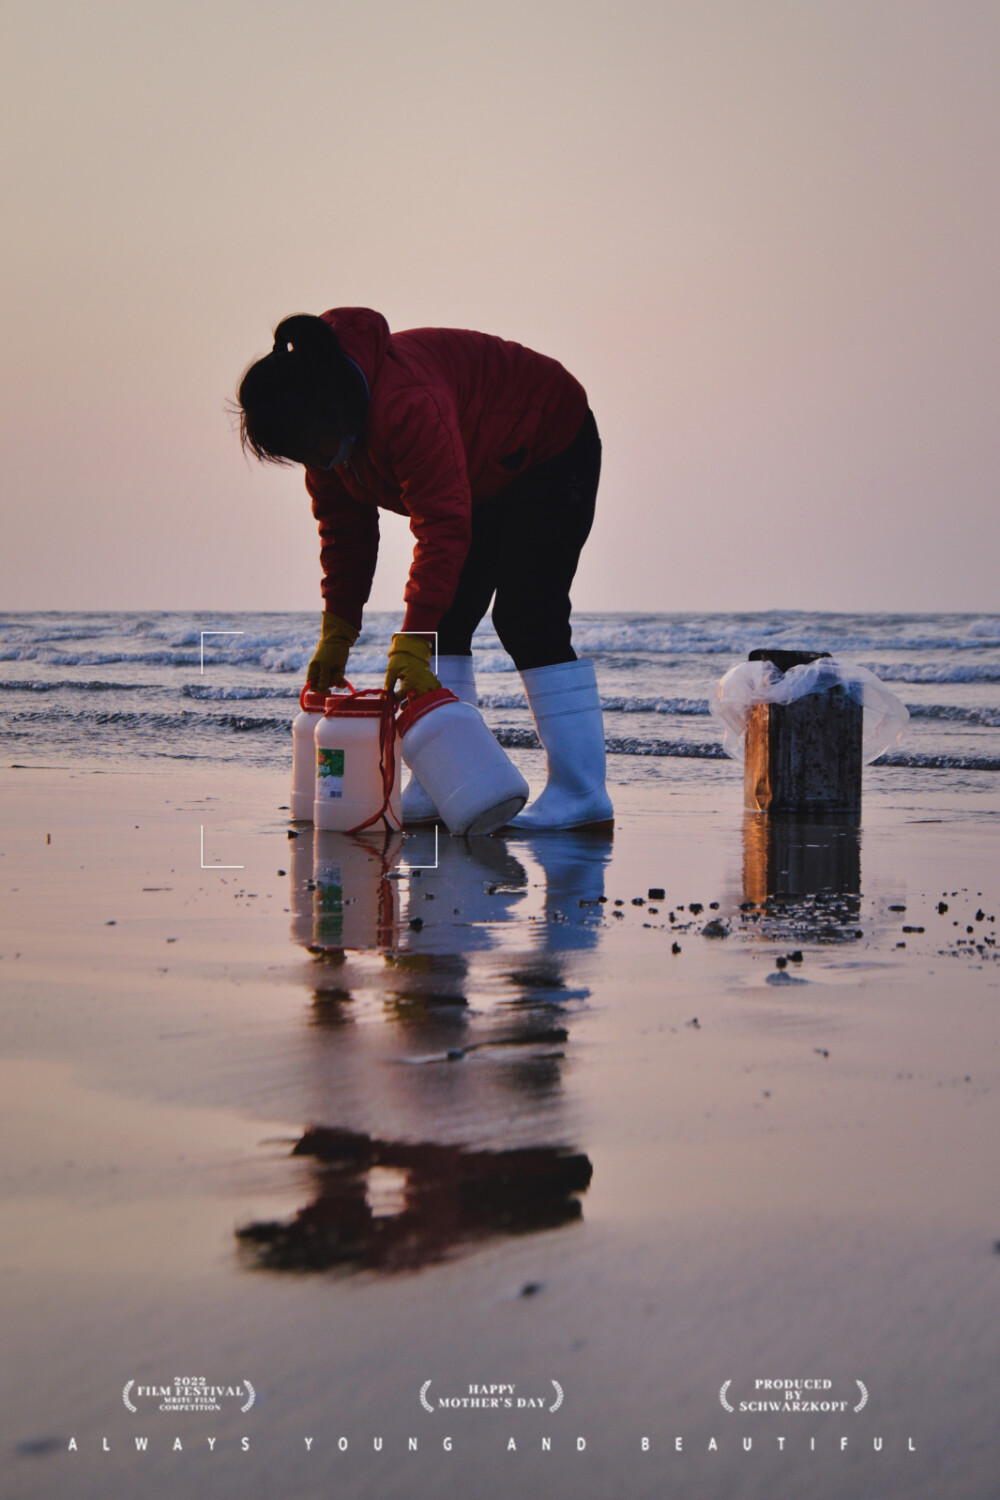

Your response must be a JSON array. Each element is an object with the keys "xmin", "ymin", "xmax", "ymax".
[{"xmin": 1, "ymin": 0, "xmax": 997, "ymax": 614}]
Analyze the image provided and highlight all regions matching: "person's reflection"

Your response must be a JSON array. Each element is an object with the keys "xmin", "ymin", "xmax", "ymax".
[
  {"xmin": 519, "ymin": 829, "xmax": 613, "ymax": 952},
  {"xmin": 742, "ymin": 811, "xmax": 862, "ymax": 938},
  {"xmin": 237, "ymin": 1127, "xmax": 592, "ymax": 1274},
  {"xmin": 263, "ymin": 822, "xmax": 610, "ymax": 1275}
]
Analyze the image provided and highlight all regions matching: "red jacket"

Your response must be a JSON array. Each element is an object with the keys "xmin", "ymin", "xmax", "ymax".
[{"xmin": 305, "ymin": 308, "xmax": 588, "ymax": 634}]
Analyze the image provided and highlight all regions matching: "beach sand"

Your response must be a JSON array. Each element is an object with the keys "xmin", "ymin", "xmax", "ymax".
[{"xmin": 2, "ymin": 759, "xmax": 998, "ymax": 1498}]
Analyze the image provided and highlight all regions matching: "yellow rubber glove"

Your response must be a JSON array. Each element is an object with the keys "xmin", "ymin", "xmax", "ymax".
[
  {"xmin": 305, "ymin": 613, "xmax": 359, "ymax": 693},
  {"xmin": 384, "ymin": 634, "xmax": 441, "ymax": 699}
]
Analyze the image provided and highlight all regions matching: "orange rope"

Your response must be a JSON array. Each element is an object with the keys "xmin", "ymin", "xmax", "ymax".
[{"xmin": 346, "ymin": 691, "xmax": 401, "ymax": 835}]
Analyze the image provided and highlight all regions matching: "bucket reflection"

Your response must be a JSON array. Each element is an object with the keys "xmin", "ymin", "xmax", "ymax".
[{"xmin": 309, "ymin": 829, "xmax": 405, "ymax": 952}]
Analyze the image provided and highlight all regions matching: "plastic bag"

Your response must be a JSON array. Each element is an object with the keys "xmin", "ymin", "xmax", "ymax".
[{"xmin": 710, "ymin": 656, "xmax": 909, "ymax": 764}]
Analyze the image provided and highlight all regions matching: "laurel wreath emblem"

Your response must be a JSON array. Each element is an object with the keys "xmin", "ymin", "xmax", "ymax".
[
  {"xmin": 719, "ymin": 1380, "xmax": 734, "ymax": 1413},
  {"xmin": 122, "ymin": 1381, "xmax": 137, "ymax": 1413},
  {"xmin": 241, "ymin": 1381, "xmax": 255, "ymax": 1413},
  {"xmin": 549, "ymin": 1380, "xmax": 564, "ymax": 1413},
  {"xmin": 420, "ymin": 1381, "xmax": 434, "ymax": 1413},
  {"xmin": 854, "ymin": 1380, "xmax": 868, "ymax": 1412}
]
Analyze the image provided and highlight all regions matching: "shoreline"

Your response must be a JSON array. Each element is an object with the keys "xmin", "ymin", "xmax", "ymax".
[{"xmin": 2, "ymin": 760, "xmax": 998, "ymax": 1499}]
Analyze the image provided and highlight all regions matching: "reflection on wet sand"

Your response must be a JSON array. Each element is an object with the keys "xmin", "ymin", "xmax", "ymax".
[
  {"xmin": 742, "ymin": 811, "xmax": 863, "ymax": 941},
  {"xmin": 236, "ymin": 1128, "xmax": 593, "ymax": 1273},
  {"xmin": 251, "ymin": 825, "xmax": 612, "ymax": 1274}
]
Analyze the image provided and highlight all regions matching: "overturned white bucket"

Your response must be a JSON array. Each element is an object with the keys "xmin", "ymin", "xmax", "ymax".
[{"xmin": 397, "ymin": 688, "xmax": 528, "ymax": 836}]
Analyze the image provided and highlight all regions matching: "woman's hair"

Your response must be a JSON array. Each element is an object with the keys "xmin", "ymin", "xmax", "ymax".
[{"xmin": 237, "ymin": 314, "xmax": 368, "ymax": 464}]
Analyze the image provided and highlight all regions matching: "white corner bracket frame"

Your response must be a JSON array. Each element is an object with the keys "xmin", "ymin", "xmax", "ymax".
[
  {"xmin": 199, "ymin": 629, "xmax": 246, "ymax": 675},
  {"xmin": 200, "ymin": 826, "xmax": 244, "ymax": 870}
]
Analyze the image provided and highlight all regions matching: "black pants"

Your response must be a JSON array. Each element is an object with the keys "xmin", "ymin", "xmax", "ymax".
[{"xmin": 436, "ymin": 410, "xmax": 601, "ymax": 671}]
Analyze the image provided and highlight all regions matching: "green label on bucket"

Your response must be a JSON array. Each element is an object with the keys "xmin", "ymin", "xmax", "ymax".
[{"xmin": 317, "ymin": 746, "xmax": 345, "ymax": 798}]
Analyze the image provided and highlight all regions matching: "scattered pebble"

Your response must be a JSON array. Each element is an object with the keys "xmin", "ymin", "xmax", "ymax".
[
  {"xmin": 775, "ymin": 956, "xmax": 787, "ymax": 969},
  {"xmin": 409, "ymin": 917, "xmax": 424, "ymax": 931},
  {"xmin": 689, "ymin": 902, "xmax": 703, "ymax": 915},
  {"xmin": 671, "ymin": 942, "xmax": 681, "ymax": 955},
  {"xmin": 648, "ymin": 887, "xmax": 665, "ymax": 901},
  {"xmin": 519, "ymin": 1281, "xmax": 543, "ymax": 1297},
  {"xmin": 701, "ymin": 919, "xmax": 728, "ymax": 938},
  {"xmin": 277, "ymin": 869, "xmax": 286, "ymax": 876}
]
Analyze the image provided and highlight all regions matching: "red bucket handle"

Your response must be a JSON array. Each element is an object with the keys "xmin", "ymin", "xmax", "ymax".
[{"xmin": 301, "ymin": 679, "xmax": 354, "ymax": 711}]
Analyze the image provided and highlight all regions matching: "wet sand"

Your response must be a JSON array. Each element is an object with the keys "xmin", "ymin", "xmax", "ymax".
[{"xmin": 2, "ymin": 760, "xmax": 999, "ymax": 1499}]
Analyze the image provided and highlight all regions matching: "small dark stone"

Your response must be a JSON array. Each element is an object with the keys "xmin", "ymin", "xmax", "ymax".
[
  {"xmin": 671, "ymin": 942, "xmax": 681, "ymax": 955},
  {"xmin": 519, "ymin": 1281, "xmax": 543, "ymax": 1297},
  {"xmin": 614, "ymin": 899, "xmax": 624, "ymax": 906},
  {"xmin": 702, "ymin": 919, "xmax": 728, "ymax": 938},
  {"xmin": 631, "ymin": 897, "xmax": 645, "ymax": 906},
  {"xmin": 648, "ymin": 888, "xmax": 665, "ymax": 901},
  {"xmin": 106, "ymin": 920, "xmax": 116, "ymax": 926},
  {"xmin": 775, "ymin": 956, "xmax": 787, "ymax": 969},
  {"xmin": 902, "ymin": 926, "xmax": 924, "ymax": 934},
  {"xmin": 976, "ymin": 909, "xmax": 985, "ymax": 922},
  {"xmin": 889, "ymin": 904, "xmax": 906, "ymax": 912},
  {"xmin": 686, "ymin": 1017, "xmax": 700, "ymax": 1028},
  {"xmin": 689, "ymin": 902, "xmax": 703, "ymax": 915},
  {"xmin": 709, "ymin": 901, "xmax": 720, "ymax": 910},
  {"xmin": 409, "ymin": 917, "xmax": 424, "ymax": 931},
  {"xmin": 277, "ymin": 870, "xmax": 286, "ymax": 876},
  {"xmin": 788, "ymin": 951, "xmax": 803, "ymax": 963},
  {"xmin": 937, "ymin": 901, "xmax": 948, "ymax": 913}
]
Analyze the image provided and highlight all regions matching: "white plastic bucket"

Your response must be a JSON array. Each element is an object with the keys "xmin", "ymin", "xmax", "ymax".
[
  {"xmin": 291, "ymin": 687, "xmax": 328, "ymax": 821},
  {"xmin": 314, "ymin": 689, "xmax": 402, "ymax": 833},
  {"xmin": 397, "ymin": 689, "xmax": 528, "ymax": 836}
]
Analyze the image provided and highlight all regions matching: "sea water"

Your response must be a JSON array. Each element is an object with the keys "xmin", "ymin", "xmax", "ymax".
[{"xmin": 2, "ymin": 611, "xmax": 999, "ymax": 800}]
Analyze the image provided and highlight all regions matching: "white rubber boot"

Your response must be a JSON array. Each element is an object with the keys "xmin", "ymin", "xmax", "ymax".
[
  {"xmin": 401, "ymin": 655, "xmax": 478, "ymax": 824},
  {"xmin": 509, "ymin": 659, "xmax": 614, "ymax": 831}
]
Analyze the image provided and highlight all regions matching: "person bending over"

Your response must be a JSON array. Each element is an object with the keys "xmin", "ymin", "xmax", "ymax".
[{"xmin": 237, "ymin": 307, "xmax": 611, "ymax": 831}]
